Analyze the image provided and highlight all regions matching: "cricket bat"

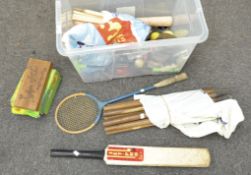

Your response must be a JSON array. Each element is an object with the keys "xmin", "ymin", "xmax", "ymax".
[{"xmin": 51, "ymin": 145, "xmax": 211, "ymax": 168}]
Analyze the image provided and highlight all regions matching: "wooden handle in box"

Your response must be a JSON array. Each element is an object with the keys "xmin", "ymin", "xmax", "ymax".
[{"xmin": 138, "ymin": 16, "xmax": 173, "ymax": 27}]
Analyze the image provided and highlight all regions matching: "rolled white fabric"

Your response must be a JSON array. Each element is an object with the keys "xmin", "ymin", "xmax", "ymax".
[
  {"xmin": 134, "ymin": 90, "xmax": 245, "ymax": 139},
  {"xmin": 135, "ymin": 94, "xmax": 171, "ymax": 128}
]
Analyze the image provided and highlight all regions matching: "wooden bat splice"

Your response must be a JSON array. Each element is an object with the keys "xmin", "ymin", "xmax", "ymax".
[
  {"xmin": 103, "ymin": 113, "xmax": 148, "ymax": 127},
  {"xmin": 103, "ymin": 106, "xmax": 145, "ymax": 117},
  {"xmin": 104, "ymin": 100, "xmax": 141, "ymax": 112},
  {"xmin": 104, "ymin": 118, "xmax": 152, "ymax": 133},
  {"xmin": 51, "ymin": 145, "xmax": 211, "ymax": 168},
  {"xmin": 105, "ymin": 122, "xmax": 153, "ymax": 135}
]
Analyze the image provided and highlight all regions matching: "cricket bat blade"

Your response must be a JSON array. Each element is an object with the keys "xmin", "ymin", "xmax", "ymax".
[{"xmin": 104, "ymin": 145, "xmax": 211, "ymax": 168}]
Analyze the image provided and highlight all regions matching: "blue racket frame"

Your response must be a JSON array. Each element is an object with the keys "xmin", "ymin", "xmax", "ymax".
[{"xmin": 90, "ymin": 85, "xmax": 157, "ymax": 130}]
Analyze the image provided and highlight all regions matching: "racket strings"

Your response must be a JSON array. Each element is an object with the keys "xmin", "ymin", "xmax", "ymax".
[{"xmin": 56, "ymin": 94, "xmax": 99, "ymax": 133}]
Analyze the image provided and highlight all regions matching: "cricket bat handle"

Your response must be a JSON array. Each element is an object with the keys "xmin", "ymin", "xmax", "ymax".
[
  {"xmin": 154, "ymin": 72, "xmax": 188, "ymax": 88},
  {"xmin": 50, "ymin": 149, "xmax": 104, "ymax": 160}
]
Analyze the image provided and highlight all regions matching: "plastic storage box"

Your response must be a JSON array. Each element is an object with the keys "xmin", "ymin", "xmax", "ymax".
[{"xmin": 56, "ymin": 0, "xmax": 208, "ymax": 82}]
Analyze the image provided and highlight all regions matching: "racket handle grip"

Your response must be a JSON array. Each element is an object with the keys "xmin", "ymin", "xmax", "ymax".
[
  {"xmin": 50, "ymin": 149, "xmax": 104, "ymax": 160},
  {"xmin": 154, "ymin": 73, "xmax": 188, "ymax": 88}
]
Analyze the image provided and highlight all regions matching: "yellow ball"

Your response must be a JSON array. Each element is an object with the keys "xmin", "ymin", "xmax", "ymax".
[{"xmin": 150, "ymin": 32, "xmax": 160, "ymax": 40}]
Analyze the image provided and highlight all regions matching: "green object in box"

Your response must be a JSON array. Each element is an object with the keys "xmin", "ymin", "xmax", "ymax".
[
  {"xmin": 152, "ymin": 65, "xmax": 180, "ymax": 73},
  {"xmin": 11, "ymin": 69, "xmax": 61, "ymax": 118}
]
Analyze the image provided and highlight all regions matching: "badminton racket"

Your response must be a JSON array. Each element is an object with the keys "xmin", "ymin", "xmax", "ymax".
[{"xmin": 55, "ymin": 73, "xmax": 188, "ymax": 134}]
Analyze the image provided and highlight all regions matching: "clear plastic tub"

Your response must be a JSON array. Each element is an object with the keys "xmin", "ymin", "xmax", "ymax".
[{"xmin": 55, "ymin": 0, "xmax": 208, "ymax": 82}]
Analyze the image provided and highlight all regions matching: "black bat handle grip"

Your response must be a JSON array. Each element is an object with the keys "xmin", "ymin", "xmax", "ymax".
[{"xmin": 50, "ymin": 149, "xmax": 104, "ymax": 160}]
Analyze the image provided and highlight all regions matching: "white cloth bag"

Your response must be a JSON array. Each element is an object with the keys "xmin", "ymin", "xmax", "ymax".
[{"xmin": 135, "ymin": 90, "xmax": 245, "ymax": 139}]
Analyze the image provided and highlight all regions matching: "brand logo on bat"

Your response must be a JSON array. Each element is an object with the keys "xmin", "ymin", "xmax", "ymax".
[{"xmin": 107, "ymin": 146, "xmax": 144, "ymax": 161}]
